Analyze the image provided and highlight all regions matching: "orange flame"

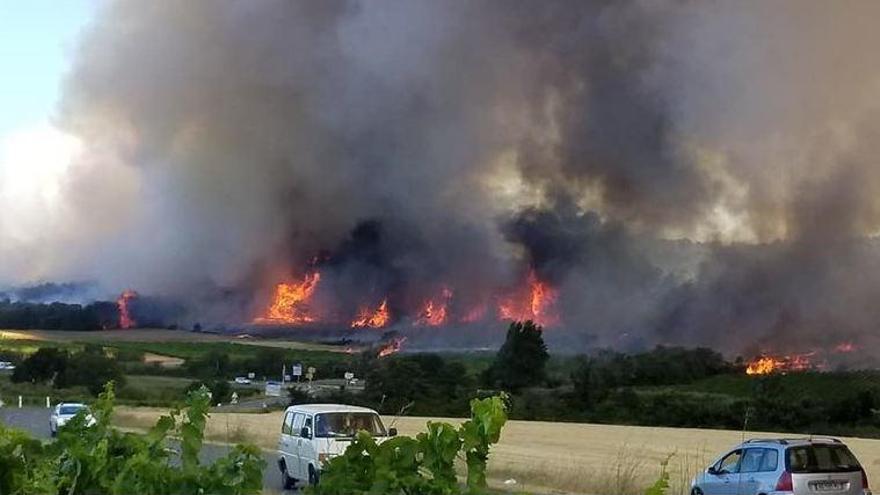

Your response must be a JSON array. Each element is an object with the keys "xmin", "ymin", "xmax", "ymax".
[
  {"xmin": 377, "ymin": 336, "xmax": 407, "ymax": 357},
  {"xmin": 117, "ymin": 290, "xmax": 138, "ymax": 329},
  {"xmin": 415, "ymin": 288, "xmax": 452, "ymax": 326},
  {"xmin": 497, "ymin": 270, "xmax": 559, "ymax": 327},
  {"xmin": 461, "ymin": 302, "xmax": 488, "ymax": 323},
  {"xmin": 255, "ymin": 271, "xmax": 321, "ymax": 325},
  {"xmin": 351, "ymin": 299, "xmax": 390, "ymax": 329},
  {"xmin": 745, "ymin": 352, "xmax": 816, "ymax": 375}
]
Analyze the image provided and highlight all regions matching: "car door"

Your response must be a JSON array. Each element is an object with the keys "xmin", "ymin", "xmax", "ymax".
[
  {"xmin": 291, "ymin": 413, "xmax": 306, "ymax": 479},
  {"xmin": 279, "ymin": 411, "xmax": 295, "ymax": 472},
  {"xmin": 739, "ymin": 448, "xmax": 779, "ymax": 495},
  {"xmin": 704, "ymin": 449, "xmax": 742, "ymax": 495}
]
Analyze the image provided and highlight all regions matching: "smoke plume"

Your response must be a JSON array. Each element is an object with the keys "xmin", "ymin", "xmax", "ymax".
[{"xmin": 4, "ymin": 0, "xmax": 880, "ymax": 354}]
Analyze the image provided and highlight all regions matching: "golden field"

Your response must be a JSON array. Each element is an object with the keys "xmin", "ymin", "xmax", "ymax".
[
  {"xmin": 0, "ymin": 328, "xmax": 347, "ymax": 352},
  {"xmin": 113, "ymin": 407, "xmax": 880, "ymax": 495}
]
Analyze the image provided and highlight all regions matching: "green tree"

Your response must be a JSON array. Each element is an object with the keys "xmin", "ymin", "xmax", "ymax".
[
  {"xmin": 484, "ymin": 320, "xmax": 549, "ymax": 391},
  {"xmin": 11, "ymin": 347, "xmax": 68, "ymax": 384}
]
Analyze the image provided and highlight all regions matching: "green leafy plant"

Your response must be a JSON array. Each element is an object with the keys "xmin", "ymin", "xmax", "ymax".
[
  {"xmin": 314, "ymin": 394, "xmax": 508, "ymax": 495},
  {"xmin": 644, "ymin": 453, "xmax": 675, "ymax": 495},
  {"xmin": 0, "ymin": 382, "xmax": 264, "ymax": 495}
]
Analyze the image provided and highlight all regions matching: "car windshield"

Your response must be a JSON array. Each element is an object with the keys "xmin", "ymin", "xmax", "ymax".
[
  {"xmin": 59, "ymin": 405, "xmax": 86, "ymax": 416},
  {"xmin": 314, "ymin": 412, "xmax": 386, "ymax": 438},
  {"xmin": 787, "ymin": 445, "xmax": 862, "ymax": 473}
]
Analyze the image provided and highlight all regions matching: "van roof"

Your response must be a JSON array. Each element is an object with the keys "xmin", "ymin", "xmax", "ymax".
[
  {"xmin": 743, "ymin": 437, "xmax": 843, "ymax": 447},
  {"xmin": 285, "ymin": 403, "xmax": 379, "ymax": 414}
]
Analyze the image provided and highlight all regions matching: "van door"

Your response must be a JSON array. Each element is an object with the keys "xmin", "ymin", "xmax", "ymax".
[
  {"xmin": 300, "ymin": 415, "xmax": 316, "ymax": 474},
  {"xmin": 279, "ymin": 411, "xmax": 295, "ymax": 474},
  {"xmin": 291, "ymin": 413, "xmax": 306, "ymax": 479}
]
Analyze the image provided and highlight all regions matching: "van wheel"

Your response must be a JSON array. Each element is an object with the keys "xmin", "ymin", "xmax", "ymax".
[
  {"xmin": 309, "ymin": 465, "xmax": 319, "ymax": 487},
  {"xmin": 281, "ymin": 462, "xmax": 295, "ymax": 490},
  {"xmin": 692, "ymin": 488, "xmax": 703, "ymax": 495}
]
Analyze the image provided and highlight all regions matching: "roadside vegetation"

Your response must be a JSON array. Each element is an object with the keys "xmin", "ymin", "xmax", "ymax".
[{"xmin": 0, "ymin": 383, "xmax": 263, "ymax": 494}]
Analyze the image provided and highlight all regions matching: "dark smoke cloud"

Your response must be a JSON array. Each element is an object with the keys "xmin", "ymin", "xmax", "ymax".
[{"xmin": 3, "ymin": 0, "xmax": 880, "ymax": 355}]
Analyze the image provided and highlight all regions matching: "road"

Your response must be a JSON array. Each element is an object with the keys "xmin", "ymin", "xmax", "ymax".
[{"xmin": 0, "ymin": 407, "xmax": 294, "ymax": 494}]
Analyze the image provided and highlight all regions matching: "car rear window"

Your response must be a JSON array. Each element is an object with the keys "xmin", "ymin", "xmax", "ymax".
[{"xmin": 786, "ymin": 445, "xmax": 861, "ymax": 473}]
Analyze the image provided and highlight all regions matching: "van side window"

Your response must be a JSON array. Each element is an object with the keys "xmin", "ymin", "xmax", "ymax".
[
  {"xmin": 716, "ymin": 449, "xmax": 742, "ymax": 474},
  {"xmin": 303, "ymin": 416, "xmax": 313, "ymax": 438},
  {"xmin": 282, "ymin": 412, "xmax": 294, "ymax": 435},
  {"xmin": 741, "ymin": 448, "xmax": 765, "ymax": 473},
  {"xmin": 292, "ymin": 413, "xmax": 305, "ymax": 437}
]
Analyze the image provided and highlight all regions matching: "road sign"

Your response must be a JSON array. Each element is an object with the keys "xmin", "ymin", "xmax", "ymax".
[{"xmin": 292, "ymin": 364, "xmax": 303, "ymax": 377}]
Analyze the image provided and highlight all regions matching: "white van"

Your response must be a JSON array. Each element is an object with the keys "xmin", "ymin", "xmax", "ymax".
[{"xmin": 277, "ymin": 404, "xmax": 397, "ymax": 488}]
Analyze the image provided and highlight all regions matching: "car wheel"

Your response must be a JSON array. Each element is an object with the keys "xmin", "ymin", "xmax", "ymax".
[
  {"xmin": 308, "ymin": 465, "xmax": 319, "ymax": 487},
  {"xmin": 280, "ymin": 462, "xmax": 296, "ymax": 490},
  {"xmin": 692, "ymin": 487, "xmax": 703, "ymax": 495}
]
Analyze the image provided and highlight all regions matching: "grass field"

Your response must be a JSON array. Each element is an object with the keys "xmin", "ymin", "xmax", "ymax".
[
  {"xmin": 112, "ymin": 407, "xmax": 880, "ymax": 495},
  {"xmin": 0, "ymin": 329, "xmax": 349, "ymax": 352}
]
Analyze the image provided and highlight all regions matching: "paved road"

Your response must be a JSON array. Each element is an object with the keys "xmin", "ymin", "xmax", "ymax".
[{"xmin": 0, "ymin": 407, "xmax": 295, "ymax": 494}]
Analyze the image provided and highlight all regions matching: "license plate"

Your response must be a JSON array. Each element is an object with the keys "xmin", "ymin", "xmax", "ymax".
[{"xmin": 811, "ymin": 481, "xmax": 845, "ymax": 492}]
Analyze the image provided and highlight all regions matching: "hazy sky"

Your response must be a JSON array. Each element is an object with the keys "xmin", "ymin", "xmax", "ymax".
[{"xmin": 0, "ymin": 1, "xmax": 95, "ymax": 138}]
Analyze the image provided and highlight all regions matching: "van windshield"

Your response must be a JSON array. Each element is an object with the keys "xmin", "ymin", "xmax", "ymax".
[
  {"xmin": 787, "ymin": 445, "xmax": 862, "ymax": 473},
  {"xmin": 314, "ymin": 412, "xmax": 386, "ymax": 438}
]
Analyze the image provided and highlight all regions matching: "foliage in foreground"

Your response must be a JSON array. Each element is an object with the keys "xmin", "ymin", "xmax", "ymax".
[
  {"xmin": 314, "ymin": 394, "xmax": 509, "ymax": 495},
  {"xmin": 0, "ymin": 382, "xmax": 264, "ymax": 495}
]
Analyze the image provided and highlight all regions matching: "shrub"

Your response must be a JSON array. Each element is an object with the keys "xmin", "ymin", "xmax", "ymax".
[
  {"xmin": 314, "ymin": 394, "xmax": 508, "ymax": 495},
  {"xmin": 0, "ymin": 382, "xmax": 264, "ymax": 494}
]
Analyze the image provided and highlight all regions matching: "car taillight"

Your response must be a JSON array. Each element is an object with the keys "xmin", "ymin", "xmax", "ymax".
[
  {"xmin": 776, "ymin": 471, "xmax": 793, "ymax": 492},
  {"xmin": 861, "ymin": 468, "xmax": 870, "ymax": 490}
]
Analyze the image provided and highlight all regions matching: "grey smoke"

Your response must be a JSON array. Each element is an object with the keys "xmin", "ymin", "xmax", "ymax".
[{"xmin": 3, "ymin": 0, "xmax": 880, "ymax": 355}]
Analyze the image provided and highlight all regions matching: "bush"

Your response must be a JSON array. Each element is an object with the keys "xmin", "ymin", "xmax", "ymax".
[
  {"xmin": 0, "ymin": 382, "xmax": 264, "ymax": 494},
  {"xmin": 314, "ymin": 394, "xmax": 508, "ymax": 495}
]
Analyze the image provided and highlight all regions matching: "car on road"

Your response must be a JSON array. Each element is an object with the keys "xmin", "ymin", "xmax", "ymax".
[
  {"xmin": 234, "ymin": 376, "xmax": 252, "ymax": 384},
  {"xmin": 277, "ymin": 404, "xmax": 397, "ymax": 489},
  {"xmin": 692, "ymin": 437, "xmax": 870, "ymax": 495},
  {"xmin": 0, "ymin": 361, "xmax": 15, "ymax": 371},
  {"xmin": 49, "ymin": 403, "xmax": 95, "ymax": 436}
]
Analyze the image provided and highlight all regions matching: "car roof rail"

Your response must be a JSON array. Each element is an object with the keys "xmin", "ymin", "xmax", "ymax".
[{"xmin": 745, "ymin": 438, "xmax": 790, "ymax": 445}]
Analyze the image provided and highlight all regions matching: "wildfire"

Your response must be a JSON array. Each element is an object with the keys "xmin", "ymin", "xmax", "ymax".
[
  {"xmin": 117, "ymin": 290, "xmax": 138, "ymax": 329},
  {"xmin": 415, "ymin": 288, "xmax": 452, "ymax": 326},
  {"xmin": 377, "ymin": 336, "xmax": 407, "ymax": 357},
  {"xmin": 834, "ymin": 342, "xmax": 857, "ymax": 353},
  {"xmin": 745, "ymin": 352, "xmax": 817, "ymax": 375},
  {"xmin": 461, "ymin": 302, "xmax": 488, "ymax": 323},
  {"xmin": 498, "ymin": 270, "xmax": 559, "ymax": 327},
  {"xmin": 351, "ymin": 299, "xmax": 390, "ymax": 329},
  {"xmin": 255, "ymin": 271, "xmax": 321, "ymax": 324}
]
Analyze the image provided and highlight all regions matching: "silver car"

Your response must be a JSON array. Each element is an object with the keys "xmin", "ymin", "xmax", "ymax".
[{"xmin": 692, "ymin": 438, "xmax": 870, "ymax": 495}]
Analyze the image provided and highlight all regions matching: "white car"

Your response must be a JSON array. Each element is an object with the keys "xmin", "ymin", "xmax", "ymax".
[
  {"xmin": 277, "ymin": 404, "xmax": 397, "ymax": 488},
  {"xmin": 49, "ymin": 403, "xmax": 96, "ymax": 436},
  {"xmin": 234, "ymin": 377, "xmax": 252, "ymax": 384},
  {"xmin": 0, "ymin": 361, "xmax": 15, "ymax": 371}
]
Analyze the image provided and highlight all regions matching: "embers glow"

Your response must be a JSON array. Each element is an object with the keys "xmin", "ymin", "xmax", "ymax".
[
  {"xmin": 351, "ymin": 299, "xmax": 390, "ymax": 329},
  {"xmin": 834, "ymin": 342, "xmax": 857, "ymax": 353},
  {"xmin": 415, "ymin": 287, "xmax": 452, "ymax": 326},
  {"xmin": 745, "ymin": 352, "xmax": 817, "ymax": 375},
  {"xmin": 377, "ymin": 336, "xmax": 407, "ymax": 357},
  {"xmin": 497, "ymin": 270, "xmax": 559, "ymax": 327},
  {"xmin": 117, "ymin": 290, "xmax": 138, "ymax": 329},
  {"xmin": 255, "ymin": 271, "xmax": 321, "ymax": 324}
]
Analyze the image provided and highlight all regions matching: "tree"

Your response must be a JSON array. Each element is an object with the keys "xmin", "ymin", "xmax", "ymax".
[
  {"xmin": 11, "ymin": 348, "xmax": 68, "ymax": 384},
  {"xmin": 484, "ymin": 320, "xmax": 549, "ymax": 391}
]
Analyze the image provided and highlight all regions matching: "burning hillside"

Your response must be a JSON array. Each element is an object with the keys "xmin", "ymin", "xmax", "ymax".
[{"xmin": 5, "ymin": 1, "xmax": 880, "ymax": 359}]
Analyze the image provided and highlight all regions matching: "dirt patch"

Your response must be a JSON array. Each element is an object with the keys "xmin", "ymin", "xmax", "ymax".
[{"xmin": 141, "ymin": 352, "xmax": 185, "ymax": 368}]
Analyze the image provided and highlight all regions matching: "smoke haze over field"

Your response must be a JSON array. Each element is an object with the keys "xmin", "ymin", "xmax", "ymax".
[{"xmin": 4, "ymin": 0, "xmax": 880, "ymax": 353}]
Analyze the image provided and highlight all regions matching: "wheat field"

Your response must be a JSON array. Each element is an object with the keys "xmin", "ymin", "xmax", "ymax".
[{"xmin": 112, "ymin": 407, "xmax": 880, "ymax": 495}]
